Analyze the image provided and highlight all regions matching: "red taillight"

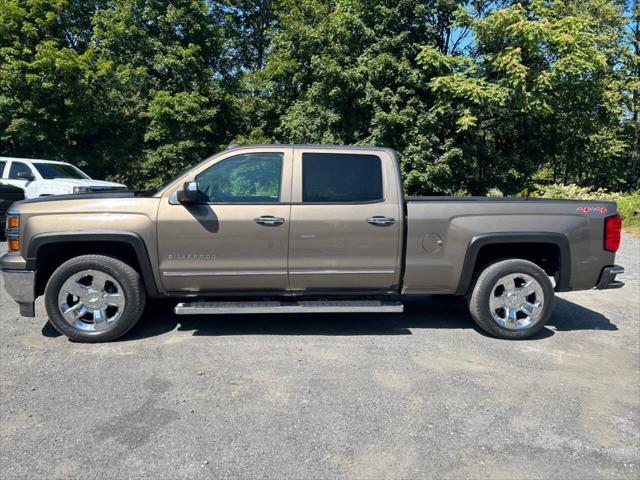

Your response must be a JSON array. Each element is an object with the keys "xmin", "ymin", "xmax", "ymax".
[{"xmin": 604, "ymin": 214, "xmax": 622, "ymax": 252}]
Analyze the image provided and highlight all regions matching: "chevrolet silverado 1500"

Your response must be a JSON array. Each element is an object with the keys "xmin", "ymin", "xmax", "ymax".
[{"xmin": 1, "ymin": 145, "xmax": 625, "ymax": 342}]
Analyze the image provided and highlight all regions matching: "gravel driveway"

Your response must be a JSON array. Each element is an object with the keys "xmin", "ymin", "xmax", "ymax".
[{"xmin": 1, "ymin": 236, "xmax": 639, "ymax": 479}]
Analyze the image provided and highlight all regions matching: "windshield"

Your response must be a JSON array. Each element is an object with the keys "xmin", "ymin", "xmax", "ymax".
[{"xmin": 33, "ymin": 162, "xmax": 89, "ymax": 180}]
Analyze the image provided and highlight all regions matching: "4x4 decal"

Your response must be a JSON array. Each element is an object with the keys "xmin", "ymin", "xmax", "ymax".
[{"xmin": 576, "ymin": 206, "xmax": 608, "ymax": 214}]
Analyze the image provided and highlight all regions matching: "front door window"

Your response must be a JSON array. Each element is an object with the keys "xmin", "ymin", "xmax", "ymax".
[
  {"xmin": 8, "ymin": 162, "xmax": 33, "ymax": 180},
  {"xmin": 196, "ymin": 153, "xmax": 283, "ymax": 203}
]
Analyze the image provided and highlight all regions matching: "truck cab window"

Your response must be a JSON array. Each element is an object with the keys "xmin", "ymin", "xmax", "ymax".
[
  {"xmin": 0, "ymin": 161, "xmax": 6, "ymax": 178},
  {"xmin": 302, "ymin": 153, "xmax": 383, "ymax": 203},
  {"xmin": 9, "ymin": 162, "xmax": 33, "ymax": 180},
  {"xmin": 196, "ymin": 152, "xmax": 283, "ymax": 203}
]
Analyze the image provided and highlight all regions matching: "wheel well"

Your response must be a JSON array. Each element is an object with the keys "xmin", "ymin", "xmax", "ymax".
[
  {"xmin": 34, "ymin": 241, "xmax": 143, "ymax": 297},
  {"xmin": 473, "ymin": 242, "xmax": 560, "ymax": 280}
]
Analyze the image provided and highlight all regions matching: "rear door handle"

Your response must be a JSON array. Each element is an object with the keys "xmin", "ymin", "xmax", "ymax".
[
  {"xmin": 255, "ymin": 215, "xmax": 285, "ymax": 226},
  {"xmin": 367, "ymin": 216, "xmax": 396, "ymax": 226}
]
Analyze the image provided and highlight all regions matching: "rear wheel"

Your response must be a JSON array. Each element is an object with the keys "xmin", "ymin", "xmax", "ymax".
[
  {"xmin": 44, "ymin": 255, "xmax": 146, "ymax": 342},
  {"xmin": 468, "ymin": 259, "xmax": 555, "ymax": 339}
]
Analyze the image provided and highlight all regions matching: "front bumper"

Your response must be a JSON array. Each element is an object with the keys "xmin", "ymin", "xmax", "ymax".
[
  {"xmin": 595, "ymin": 265, "xmax": 625, "ymax": 290},
  {"xmin": 1, "ymin": 269, "xmax": 36, "ymax": 316}
]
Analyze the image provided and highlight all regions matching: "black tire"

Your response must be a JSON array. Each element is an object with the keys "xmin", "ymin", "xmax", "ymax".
[
  {"xmin": 468, "ymin": 259, "xmax": 555, "ymax": 340},
  {"xmin": 44, "ymin": 254, "xmax": 146, "ymax": 342}
]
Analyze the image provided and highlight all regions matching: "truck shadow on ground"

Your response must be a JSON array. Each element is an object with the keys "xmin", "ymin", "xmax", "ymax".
[{"xmin": 42, "ymin": 295, "xmax": 617, "ymax": 341}]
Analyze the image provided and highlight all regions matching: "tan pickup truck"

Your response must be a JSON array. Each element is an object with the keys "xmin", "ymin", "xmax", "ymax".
[{"xmin": 1, "ymin": 145, "xmax": 625, "ymax": 342}]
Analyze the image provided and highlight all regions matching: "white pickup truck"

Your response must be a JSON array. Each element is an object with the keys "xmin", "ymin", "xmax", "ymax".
[{"xmin": 0, "ymin": 157, "xmax": 126, "ymax": 198}]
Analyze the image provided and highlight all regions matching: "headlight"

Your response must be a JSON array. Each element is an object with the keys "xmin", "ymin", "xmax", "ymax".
[
  {"xmin": 6, "ymin": 211, "xmax": 19, "ymax": 230},
  {"xmin": 73, "ymin": 186, "xmax": 91, "ymax": 194},
  {"xmin": 6, "ymin": 211, "xmax": 20, "ymax": 252}
]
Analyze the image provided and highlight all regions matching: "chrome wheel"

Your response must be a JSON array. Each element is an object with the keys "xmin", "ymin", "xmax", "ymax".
[
  {"xmin": 57, "ymin": 270, "xmax": 126, "ymax": 332},
  {"xmin": 489, "ymin": 273, "xmax": 544, "ymax": 330}
]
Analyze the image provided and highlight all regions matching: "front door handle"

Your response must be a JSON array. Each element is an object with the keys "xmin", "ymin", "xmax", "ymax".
[
  {"xmin": 255, "ymin": 215, "xmax": 285, "ymax": 226},
  {"xmin": 367, "ymin": 216, "xmax": 396, "ymax": 226}
]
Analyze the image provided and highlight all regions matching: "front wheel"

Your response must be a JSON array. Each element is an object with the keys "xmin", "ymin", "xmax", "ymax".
[
  {"xmin": 44, "ymin": 255, "xmax": 146, "ymax": 342},
  {"xmin": 468, "ymin": 259, "xmax": 555, "ymax": 339}
]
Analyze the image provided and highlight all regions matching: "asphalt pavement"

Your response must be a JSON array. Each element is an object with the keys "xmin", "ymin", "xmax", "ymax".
[{"xmin": 1, "ymin": 236, "xmax": 639, "ymax": 479}]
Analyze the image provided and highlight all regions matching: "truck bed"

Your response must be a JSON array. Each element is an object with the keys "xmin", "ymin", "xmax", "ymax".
[{"xmin": 402, "ymin": 197, "xmax": 617, "ymax": 295}]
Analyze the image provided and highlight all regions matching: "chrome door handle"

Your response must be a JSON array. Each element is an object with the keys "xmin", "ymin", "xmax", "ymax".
[
  {"xmin": 255, "ymin": 215, "xmax": 285, "ymax": 226},
  {"xmin": 367, "ymin": 216, "xmax": 396, "ymax": 226}
]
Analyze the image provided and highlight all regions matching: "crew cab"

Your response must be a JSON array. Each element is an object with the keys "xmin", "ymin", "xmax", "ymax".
[
  {"xmin": 0, "ymin": 157, "xmax": 126, "ymax": 198},
  {"xmin": 0, "ymin": 145, "xmax": 625, "ymax": 342}
]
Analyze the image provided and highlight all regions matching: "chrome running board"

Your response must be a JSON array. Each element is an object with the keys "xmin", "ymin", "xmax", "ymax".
[{"xmin": 174, "ymin": 300, "xmax": 404, "ymax": 315}]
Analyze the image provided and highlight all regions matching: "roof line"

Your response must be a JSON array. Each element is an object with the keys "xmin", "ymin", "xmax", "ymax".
[
  {"xmin": 0, "ymin": 156, "xmax": 68, "ymax": 163},
  {"xmin": 225, "ymin": 143, "xmax": 395, "ymax": 152}
]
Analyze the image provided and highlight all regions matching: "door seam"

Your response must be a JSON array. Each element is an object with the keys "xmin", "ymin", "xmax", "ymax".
[{"xmin": 285, "ymin": 147, "xmax": 295, "ymax": 290}]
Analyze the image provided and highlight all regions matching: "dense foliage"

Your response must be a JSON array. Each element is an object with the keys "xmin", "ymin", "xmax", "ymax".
[{"xmin": 1, "ymin": 0, "xmax": 638, "ymax": 195}]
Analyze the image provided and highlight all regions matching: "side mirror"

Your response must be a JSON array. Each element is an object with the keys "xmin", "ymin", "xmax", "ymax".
[
  {"xmin": 17, "ymin": 171, "xmax": 35, "ymax": 181},
  {"xmin": 177, "ymin": 181, "xmax": 200, "ymax": 204}
]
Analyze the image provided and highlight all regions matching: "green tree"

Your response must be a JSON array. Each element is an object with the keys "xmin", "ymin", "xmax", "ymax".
[
  {"xmin": 238, "ymin": 0, "xmax": 484, "ymax": 194},
  {"xmin": 428, "ymin": 0, "xmax": 631, "ymax": 193},
  {"xmin": 91, "ymin": 0, "xmax": 233, "ymax": 187},
  {"xmin": 0, "ymin": 1, "xmax": 101, "ymax": 167},
  {"xmin": 223, "ymin": 0, "xmax": 275, "ymax": 72},
  {"xmin": 0, "ymin": 0, "xmax": 236, "ymax": 188}
]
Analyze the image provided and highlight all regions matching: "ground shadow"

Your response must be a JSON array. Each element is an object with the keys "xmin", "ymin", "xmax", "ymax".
[
  {"xmin": 41, "ymin": 294, "xmax": 617, "ymax": 341},
  {"xmin": 41, "ymin": 321, "xmax": 62, "ymax": 337},
  {"xmin": 129, "ymin": 295, "xmax": 478, "ymax": 340},
  {"xmin": 548, "ymin": 297, "xmax": 618, "ymax": 331}
]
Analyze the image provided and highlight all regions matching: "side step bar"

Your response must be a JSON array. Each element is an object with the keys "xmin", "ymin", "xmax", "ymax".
[{"xmin": 174, "ymin": 300, "xmax": 404, "ymax": 315}]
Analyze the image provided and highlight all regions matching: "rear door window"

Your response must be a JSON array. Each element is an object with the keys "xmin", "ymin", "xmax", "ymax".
[
  {"xmin": 0, "ymin": 161, "xmax": 6, "ymax": 178},
  {"xmin": 302, "ymin": 153, "xmax": 383, "ymax": 203}
]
